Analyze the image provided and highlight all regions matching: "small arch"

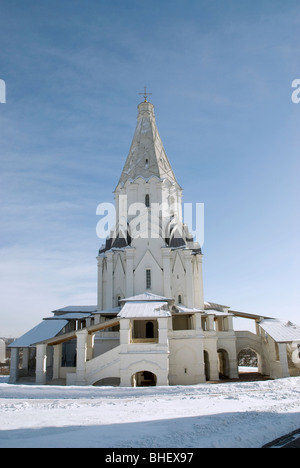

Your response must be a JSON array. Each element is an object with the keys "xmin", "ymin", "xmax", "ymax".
[
  {"xmin": 238, "ymin": 347, "xmax": 259, "ymax": 376},
  {"xmin": 146, "ymin": 321, "xmax": 154, "ymax": 339},
  {"xmin": 218, "ymin": 349, "xmax": 229, "ymax": 379},
  {"xmin": 204, "ymin": 350, "xmax": 210, "ymax": 381},
  {"xmin": 132, "ymin": 371, "xmax": 157, "ymax": 387}
]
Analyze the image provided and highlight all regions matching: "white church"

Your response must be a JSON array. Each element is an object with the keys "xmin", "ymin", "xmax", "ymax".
[{"xmin": 9, "ymin": 96, "xmax": 300, "ymax": 386}]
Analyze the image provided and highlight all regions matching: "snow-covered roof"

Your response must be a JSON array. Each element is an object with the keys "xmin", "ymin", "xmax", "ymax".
[
  {"xmin": 205, "ymin": 301, "xmax": 230, "ymax": 311},
  {"xmin": 52, "ymin": 306, "xmax": 97, "ymax": 313},
  {"xmin": 259, "ymin": 319, "xmax": 300, "ymax": 343},
  {"xmin": 205, "ymin": 309, "xmax": 234, "ymax": 317},
  {"xmin": 121, "ymin": 292, "xmax": 170, "ymax": 302},
  {"xmin": 9, "ymin": 320, "xmax": 68, "ymax": 348},
  {"xmin": 174, "ymin": 305, "xmax": 202, "ymax": 314},
  {"xmin": 46, "ymin": 313, "xmax": 92, "ymax": 320},
  {"xmin": 118, "ymin": 301, "xmax": 171, "ymax": 318},
  {"xmin": 98, "ymin": 307, "xmax": 121, "ymax": 315}
]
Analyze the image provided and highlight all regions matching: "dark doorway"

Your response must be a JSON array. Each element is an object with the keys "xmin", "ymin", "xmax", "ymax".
[{"xmin": 146, "ymin": 321, "xmax": 154, "ymax": 338}]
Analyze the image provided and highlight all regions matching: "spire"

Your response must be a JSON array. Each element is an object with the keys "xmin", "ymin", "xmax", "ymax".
[{"xmin": 117, "ymin": 100, "xmax": 179, "ymax": 188}]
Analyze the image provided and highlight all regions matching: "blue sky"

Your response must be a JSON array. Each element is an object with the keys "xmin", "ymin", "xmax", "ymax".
[{"xmin": 0, "ymin": 0, "xmax": 299, "ymax": 336}]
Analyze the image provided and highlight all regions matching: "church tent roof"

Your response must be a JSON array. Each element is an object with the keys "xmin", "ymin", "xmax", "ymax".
[{"xmin": 116, "ymin": 101, "xmax": 180, "ymax": 190}]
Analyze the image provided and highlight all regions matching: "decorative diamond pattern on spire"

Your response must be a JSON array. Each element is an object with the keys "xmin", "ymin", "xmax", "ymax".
[{"xmin": 117, "ymin": 101, "xmax": 179, "ymax": 187}]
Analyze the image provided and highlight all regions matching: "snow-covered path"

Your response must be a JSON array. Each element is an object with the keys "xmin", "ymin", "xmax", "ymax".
[{"xmin": 0, "ymin": 377, "xmax": 299, "ymax": 448}]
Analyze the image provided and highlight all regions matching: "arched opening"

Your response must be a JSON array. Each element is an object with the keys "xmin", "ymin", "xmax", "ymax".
[
  {"xmin": 204, "ymin": 350, "xmax": 210, "ymax": 381},
  {"xmin": 93, "ymin": 377, "xmax": 121, "ymax": 387},
  {"xmin": 218, "ymin": 349, "xmax": 229, "ymax": 379},
  {"xmin": 132, "ymin": 371, "xmax": 157, "ymax": 387},
  {"xmin": 238, "ymin": 348, "xmax": 259, "ymax": 377},
  {"xmin": 146, "ymin": 321, "xmax": 154, "ymax": 339},
  {"xmin": 145, "ymin": 194, "xmax": 150, "ymax": 208}
]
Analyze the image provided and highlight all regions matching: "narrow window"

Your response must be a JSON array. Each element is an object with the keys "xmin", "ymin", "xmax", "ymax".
[
  {"xmin": 145, "ymin": 194, "xmax": 150, "ymax": 208},
  {"xmin": 146, "ymin": 269, "xmax": 151, "ymax": 289},
  {"xmin": 146, "ymin": 321, "xmax": 154, "ymax": 338},
  {"xmin": 178, "ymin": 294, "xmax": 182, "ymax": 304}
]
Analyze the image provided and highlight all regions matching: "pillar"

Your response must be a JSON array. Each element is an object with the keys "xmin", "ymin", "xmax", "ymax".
[
  {"xmin": 162, "ymin": 248, "xmax": 171, "ymax": 298},
  {"xmin": 227, "ymin": 315, "xmax": 234, "ymax": 332},
  {"xmin": 53, "ymin": 344, "xmax": 62, "ymax": 380},
  {"xmin": 158, "ymin": 317, "xmax": 169, "ymax": 346},
  {"xmin": 194, "ymin": 254, "xmax": 204, "ymax": 309},
  {"xmin": 106, "ymin": 251, "xmax": 114, "ymax": 309},
  {"xmin": 120, "ymin": 319, "xmax": 130, "ymax": 347},
  {"xmin": 36, "ymin": 344, "xmax": 47, "ymax": 385},
  {"xmin": 125, "ymin": 248, "xmax": 135, "ymax": 298},
  {"xmin": 184, "ymin": 250, "xmax": 194, "ymax": 308},
  {"xmin": 76, "ymin": 329, "xmax": 88, "ymax": 385},
  {"xmin": 86, "ymin": 333, "xmax": 95, "ymax": 361},
  {"xmin": 97, "ymin": 255, "xmax": 104, "ymax": 311},
  {"xmin": 21, "ymin": 348, "xmax": 29, "ymax": 373},
  {"xmin": 278, "ymin": 343, "xmax": 290, "ymax": 378},
  {"xmin": 9, "ymin": 348, "xmax": 19, "ymax": 384}
]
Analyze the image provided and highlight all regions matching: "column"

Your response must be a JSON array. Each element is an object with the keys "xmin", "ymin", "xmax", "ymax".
[
  {"xmin": 205, "ymin": 339, "xmax": 219, "ymax": 381},
  {"xmin": 106, "ymin": 252, "xmax": 114, "ymax": 309},
  {"xmin": 97, "ymin": 256, "xmax": 104, "ymax": 311},
  {"xmin": 76, "ymin": 329, "xmax": 88, "ymax": 385},
  {"xmin": 158, "ymin": 317, "xmax": 169, "ymax": 346},
  {"xmin": 162, "ymin": 248, "xmax": 171, "ymax": 298},
  {"xmin": 229, "ymin": 356, "xmax": 239, "ymax": 379},
  {"xmin": 278, "ymin": 343, "xmax": 290, "ymax": 378},
  {"xmin": 120, "ymin": 319, "xmax": 131, "ymax": 347},
  {"xmin": 194, "ymin": 313, "xmax": 203, "ymax": 332},
  {"xmin": 9, "ymin": 348, "xmax": 19, "ymax": 384},
  {"xmin": 53, "ymin": 344, "xmax": 62, "ymax": 380},
  {"xmin": 36, "ymin": 344, "xmax": 47, "ymax": 385},
  {"xmin": 125, "ymin": 248, "xmax": 135, "ymax": 298},
  {"xmin": 86, "ymin": 333, "xmax": 95, "ymax": 361},
  {"xmin": 184, "ymin": 250, "xmax": 194, "ymax": 309},
  {"xmin": 22, "ymin": 348, "xmax": 29, "ymax": 373},
  {"xmin": 194, "ymin": 254, "xmax": 204, "ymax": 309},
  {"xmin": 207, "ymin": 315, "xmax": 215, "ymax": 332},
  {"xmin": 227, "ymin": 315, "xmax": 234, "ymax": 332}
]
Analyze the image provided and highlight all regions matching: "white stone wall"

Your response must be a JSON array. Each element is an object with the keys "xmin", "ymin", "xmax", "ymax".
[{"xmin": 0, "ymin": 339, "xmax": 6, "ymax": 364}]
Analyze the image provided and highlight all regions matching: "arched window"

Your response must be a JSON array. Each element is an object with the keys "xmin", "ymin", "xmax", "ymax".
[
  {"xmin": 146, "ymin": 269, "xmax": 151, "ymax": 289},
  {"xmin": 146, "ymin": 321, "xmax": 154, "ymax": 338},
  {"xmin": 178, "ymin": 294, "xmax": 182, "ymax": 304},
  {"xmin": 145, "ymin": 194, "xmax": 150, "ymax": 208}
]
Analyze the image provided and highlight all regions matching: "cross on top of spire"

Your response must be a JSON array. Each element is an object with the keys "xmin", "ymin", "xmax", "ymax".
[{"xmin": 139, "ymin": 86, "xmax": 152, "ymax": 103}]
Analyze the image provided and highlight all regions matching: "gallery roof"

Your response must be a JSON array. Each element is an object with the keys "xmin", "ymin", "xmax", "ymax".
[
  {"xmin": 118, "ymin": 301, "xmax": 171, "ymax": 319},
  {"xmin": 9, "ymin": 320, "xmax": 68, "ymax": 348},
  {"xmin": 259, "ymin": 319, "xmax": 300, "ymax": 343}
]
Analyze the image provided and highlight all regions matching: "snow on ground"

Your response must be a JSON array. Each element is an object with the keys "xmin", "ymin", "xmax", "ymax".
[{"xmin": 0, "ymin": 376, "xmax": 299, "ymax": 448}]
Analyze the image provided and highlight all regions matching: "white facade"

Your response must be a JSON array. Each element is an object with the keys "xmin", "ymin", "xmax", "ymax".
[
  {"xmin": 9, "ymin": 99, "xmax": 300, "ymax": 386},
  {"xmin": 0, "ymin": 339, "xmax": 6, "ymax": 364}
]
